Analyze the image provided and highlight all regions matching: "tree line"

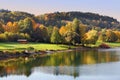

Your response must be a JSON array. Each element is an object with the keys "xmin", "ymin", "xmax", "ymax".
[{"xmin": 0, "ymin": 17, "xmax": 120, "ymax": 46}]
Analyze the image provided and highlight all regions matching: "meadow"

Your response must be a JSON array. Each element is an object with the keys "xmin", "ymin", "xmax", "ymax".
[{"xmin": 0, "ymin": 42, "xmax": 72, "ymax": 51}]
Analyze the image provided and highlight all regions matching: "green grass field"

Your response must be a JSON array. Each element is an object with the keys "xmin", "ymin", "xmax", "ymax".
[
  {"xmin": 0, "ymin": 42, "xmax": 120, "ymax": 51},
  {"xmin": 0, "ymin": 42, "xmax": 72, "ymax": 51}
]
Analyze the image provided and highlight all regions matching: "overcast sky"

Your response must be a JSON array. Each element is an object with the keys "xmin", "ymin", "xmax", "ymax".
[{"xmin": 0, "ymin": 0, "xmax": 120, "ymax": 21}]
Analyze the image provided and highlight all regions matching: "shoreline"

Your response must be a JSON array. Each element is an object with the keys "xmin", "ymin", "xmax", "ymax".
[
  {"xmin": 1, "ymin": 41, "xmax": 115, "ymax": 61},
  {"xmin": 0, "ymin": 46, "xmax": 99, "ymax": 61}
]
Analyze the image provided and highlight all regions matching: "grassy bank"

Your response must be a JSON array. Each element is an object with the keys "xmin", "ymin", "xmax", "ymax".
[
  {"xmin": 0, "ymin": 42, "xmax": 75, "ymax": 60},
  {"xmin": 0, "ymin": 42, "xmax": 120, "ymax": 51},
  {"xmin": 0, "ymin": 42, "xmax": 73, "ymax": 51},
  {"xmin": 104, "ymin": 42, "xmax": 120, "ymax": 47},
  {"xmin": 0, "ymin": 42, "xmax": 120, "ymax": 61},
  {"xmin": 96, "ymin": 42, "xmax": 120, "ymax": 48}
]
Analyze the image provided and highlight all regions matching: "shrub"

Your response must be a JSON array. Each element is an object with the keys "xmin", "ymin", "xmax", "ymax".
[
  {"xmin": 99, "ymin": 43, "xmax": 110, "ymax": 48},
  {"xmin": 27, "ymin": 47, "xmax": 34, "ymax": 50}
]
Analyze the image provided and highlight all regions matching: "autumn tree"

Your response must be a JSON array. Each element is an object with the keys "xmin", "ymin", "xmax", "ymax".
[
  {"xmin": 0, "ymin": 33, "xmax": 7, "ymax": 41},
  {"xmin": 66, "ymin": 22, "xmax": 73, "ymax": 31},
  {"xmin": 82, "ymin": 29, "xmax": 98, "ymax": 45},
  {"xmin": 59, "ymin": 26, "xmax": 66, "ymax": 36},
  {"xmin": 4, "ymin": 21, "xmax": 13, "ymax": 32},
  {"xmin": 3, "ymin": 22, "xmax": 19, "ymax": 33},
  {"xmin": 65, "ymin": 31, "xmax": 80, "ymax": 45},
  {"xmin": 32, "ymin": 19, "xmax": 37, "ymax": 30},
  {"xmin": 114, "ymin": 31, "xmax": 120, "ymax": 42},
  {"xmin": 33, "ymin": 24, "xmax": 49, "ymax": 42},
  {"xmin": 105, "ymin": 30, "xmax": 118, "ymax": 42},
  {"xmin": 61, "ymin": 22, "xmax": 80, "ymax": 45},
  {"xmin": 13, "ymin": 22, "xmax": 19, "ymax": 32},
  {"xmin": 79, "ymin": 24, "xmax": 87, "ymax": 42},
  {"xmin": 98, "ymin": 29, "xmax": 107, "ymax": 42},
  {"xmin": 60, "ymin": 21, "xmax": 82, "ymax": 45}
]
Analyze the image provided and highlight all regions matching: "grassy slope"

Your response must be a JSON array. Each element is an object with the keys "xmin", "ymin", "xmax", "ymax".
[{"xmin": 0, "ymin": 42, "xmax": 72, "ymax": 51}]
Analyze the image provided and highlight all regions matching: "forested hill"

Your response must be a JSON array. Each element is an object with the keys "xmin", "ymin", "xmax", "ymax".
[
  {"xmin": 0, "ymin": 9, "xmax": 37, "ymax": 24},
  {"xmin": 1, "ymin": 9, "xmax": 120, "ymax": 43},
  {"xmin": 0, "ymin": 9, "xmax": 120, "ymax": 29},
  {"xmin": 37, "ymin": 12, "xmax": 120, "ymax": 28}
]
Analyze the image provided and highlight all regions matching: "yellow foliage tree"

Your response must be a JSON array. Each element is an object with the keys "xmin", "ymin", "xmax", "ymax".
[
  {"xmin": 4, "ymin": 22, "xmax": 19, "ymax": 33},
  {"xmin": 59, "ymin": 26, "xmax": 66, "ymax": 36}
]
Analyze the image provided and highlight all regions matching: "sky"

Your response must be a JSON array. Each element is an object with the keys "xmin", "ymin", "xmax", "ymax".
[{"xmin": 0, "ymin": 0, "xmax": 120, "ymax": 21}]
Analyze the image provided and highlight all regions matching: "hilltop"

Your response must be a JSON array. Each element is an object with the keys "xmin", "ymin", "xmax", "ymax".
[
  {"xmin": 37, "ymin": 11, "xmax": 120, "ymax": 28},
  {"xmin": 0, "ymin": 9, "xmax": 120, "ymax": 29}
]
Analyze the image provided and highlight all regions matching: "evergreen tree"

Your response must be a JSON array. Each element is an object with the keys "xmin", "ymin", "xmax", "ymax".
[
  {"xmin": 18, "ymin": 17, "xmax": 34, "ymax": 35},
  {"xmin": 51, "ymin": 27, "xmax": 62, "ymax": 44},
  {"xmin": 72, "ymin": 18, "xmax": 81, "ymax": 43},
  {"xmin": 72, "ymin": 18, "xmax": 80, "ymax": 34},
  {"xmin": 0, "ymin": 22, "xmax": 4, "ymax": 33}
]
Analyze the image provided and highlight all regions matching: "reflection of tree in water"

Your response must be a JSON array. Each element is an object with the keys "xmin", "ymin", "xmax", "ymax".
[
  {"xmin": 0, "ymin": 49, "xmax": 119, "ymax": 78},
  {"xmin": 0, "ymin": 66, "xmax": 7, "ymax": 77}
]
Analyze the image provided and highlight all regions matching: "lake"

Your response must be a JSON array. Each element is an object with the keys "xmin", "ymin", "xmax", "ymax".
[{"xmin": 0, "ymin": 48, "xmax": 120, "ymax": 80}]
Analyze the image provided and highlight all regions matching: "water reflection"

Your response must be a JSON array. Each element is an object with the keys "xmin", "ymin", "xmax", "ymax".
[{"xmin": 0, "ymin": 49, "xmax": 120, "ymax": 80}]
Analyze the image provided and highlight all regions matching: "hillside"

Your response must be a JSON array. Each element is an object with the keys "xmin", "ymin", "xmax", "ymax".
[
  {"xmin": 0, "ymin": 9, "xmax": 38, "ymax": 24},
  {"xmin": 0, "ymin": 9, "xmax": 120, "ymax": 44},
  {"xmin": 0, "ymin": 9, "xmax": 120, "ymax": 29},
  {"xmin": 37, "ymin": 12, "xmax": 120, "ymax": 28}
]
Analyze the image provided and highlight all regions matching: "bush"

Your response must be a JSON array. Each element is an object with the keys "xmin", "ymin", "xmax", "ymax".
[
  {"xmin": 0, "ymin": 33, "xmax": 7, "ymax": 41},
  {"xmin": 99, "ymin": 43, "xmax": 110, "ymax": 48},
  {"xmin": 0, "ymin": 32, "xmax": 31, "ymax": 42},
  {"xmin": 27, "ymin": 47, "xmax": 34, "ymax": 50}
]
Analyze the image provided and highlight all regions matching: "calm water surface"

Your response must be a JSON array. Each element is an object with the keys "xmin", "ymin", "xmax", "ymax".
[{"xmin": 0, "ymin": 48, "xmax": 120, "ymax": 80}]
